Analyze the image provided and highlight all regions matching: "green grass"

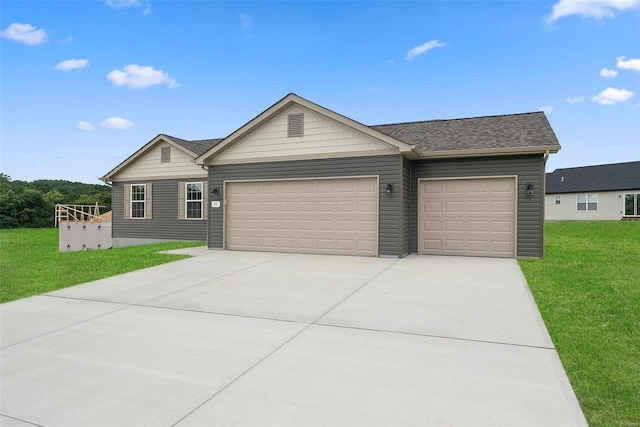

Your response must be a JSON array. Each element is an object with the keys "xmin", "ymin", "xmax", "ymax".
[
  {"xmin": 0, "ymin": 228, "xmax": 205, "ymax": 303},
  {"xmin": 519, "ymin": 221, "xmax": 640, "ymax": 427}
]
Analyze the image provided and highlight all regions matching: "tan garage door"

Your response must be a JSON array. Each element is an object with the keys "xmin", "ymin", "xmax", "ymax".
[
  {"xmin": 419, "ymin": 177, "xmax": 516, "ymax": 258},
  {"xmin": 226, "ymin": 177, "xmax": 378, "ymax": 256}
]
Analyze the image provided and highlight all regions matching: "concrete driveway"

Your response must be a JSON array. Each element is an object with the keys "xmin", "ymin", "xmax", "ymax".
[{"xmin": 1, "ymin": 250, "xmax": 587, "ymax": 426}]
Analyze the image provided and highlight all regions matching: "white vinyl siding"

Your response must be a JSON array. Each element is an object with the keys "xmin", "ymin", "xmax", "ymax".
[
  {"xmin": 210, "ymin": 104, "xmax": 397, "ymax": 164},
  {"xmin": 114, "ymin": 143, "xmax": 206, "ymax": 181}
]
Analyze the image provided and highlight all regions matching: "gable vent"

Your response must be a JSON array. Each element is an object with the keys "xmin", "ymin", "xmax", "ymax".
[
  {"xmin": 160, "ymin": 147, "xmax": 170, "ymax": 163},
  {"xmin": 288, "ymin": 113, "xmax": 304, "ymax": 137}
]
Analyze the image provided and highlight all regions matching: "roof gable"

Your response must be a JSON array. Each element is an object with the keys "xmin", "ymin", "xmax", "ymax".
[
  {"xmin": 101, "ymin": 134, "xmax": 222, "ymax": 182},
  {"xmin": 196, "ymin": 93, "xmax": 418, "ymax": 164},
  {"xmin": 546, "ymin": 161, "xmax": 640, "ymax": 193}
]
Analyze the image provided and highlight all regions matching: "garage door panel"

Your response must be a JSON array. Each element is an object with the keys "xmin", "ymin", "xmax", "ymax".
[
  {"xmin": 420, "ymin": 178, "xmax": 515, "ymax": 258},
  {"xmin": 226, "ymin": 178, "xmax": 377, "ymax": 256}
]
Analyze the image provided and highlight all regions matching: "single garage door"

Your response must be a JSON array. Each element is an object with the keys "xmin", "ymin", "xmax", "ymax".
[
  {"xmin": 419, "ymin": 177, "xmax": 516, "ymax": 258},
  {"xmin": 226, "ymin": 177, "xmax": 378, "ymax": 256}
]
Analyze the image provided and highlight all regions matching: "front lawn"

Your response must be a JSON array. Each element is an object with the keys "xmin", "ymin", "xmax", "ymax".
[
  {"xmin": 0, "ymin": 228, "xmax": 205, "ymax": 303},
  {"xmin": 519, "ymin": 221, "xmax": 639, "ymax": 427}
]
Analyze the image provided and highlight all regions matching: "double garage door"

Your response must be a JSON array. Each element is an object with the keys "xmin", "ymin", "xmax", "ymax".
[
  {"xmin": 419, "ymin": 177, "xmax": 516, "ymax": 258},
  {"xmin": 226, "ymin": 177, "xmax": 378, "ymax": 256}
]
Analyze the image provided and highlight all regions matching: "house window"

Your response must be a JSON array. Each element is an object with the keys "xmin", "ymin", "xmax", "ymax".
[
  {"xmin": 555, "ymin": 195, "xmax": 561, "ymax": 205},
  {"xmin": 577, "ymin": 194, "xmax": 597, "ymax": 211},
  {"xmin": 131, "ymin": 184, "xmax": 146, "ymax": 218},
  {"xmin": 186, "ymin": 182, "xmax": 203, "ymax": 219},
  {"xmin": 625, "ymin": 193, "xmax": 640, "ymax": 217},
  {"xmin": 161, "ymin": 147, "xmax": 170, "ymax": 163}
]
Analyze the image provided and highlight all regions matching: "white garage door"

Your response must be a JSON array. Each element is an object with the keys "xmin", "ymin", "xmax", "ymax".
[
  {"xmin": 419, "ymin": 177, "xmax": 516, "ymax": 258},
  {"xmin": 226, "ymin": 177, "xmax": 378, "ymax": 256}
]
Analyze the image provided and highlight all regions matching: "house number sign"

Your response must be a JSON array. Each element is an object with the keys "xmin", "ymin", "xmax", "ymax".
[{"xmin": 211, "ymin": 201, "xmax": 221, "ymax": 208}]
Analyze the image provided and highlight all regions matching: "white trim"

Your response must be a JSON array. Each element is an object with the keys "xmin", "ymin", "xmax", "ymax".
[
  {"xmin": 130, "ymin": 183, "xmax": 146, "ymax": 219},
  {"xmin": 207, "ymin": 148, "xmax": 400, "ymax": 166},
  {"xmin": 223, "ymin": 175, "xmax": 380, "ymax": 257},
  {"xmin": 185, "ymin": 181, "xmax": 204, "ymax": 220},
  {"xmin": 417, "ymin": 176, "xmax": 518, "ymax": 258}
]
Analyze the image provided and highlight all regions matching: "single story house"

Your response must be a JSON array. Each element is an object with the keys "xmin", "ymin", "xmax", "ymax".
[
  {"xmin": 102, "ymin": 93, "xmax": 561, "ymax": 258},
  {"xmin": 545, "ymin": 161, "xmax": 640, "ymax": 221}
]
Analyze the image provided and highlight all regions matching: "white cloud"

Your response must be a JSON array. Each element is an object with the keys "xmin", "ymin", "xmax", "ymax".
[
  {"xmin": 55, "ymin": 58, "xmax": 89, "ymax": 71},
  {"xmin": 0, "ymin": 22, "xmax": 47, "ymax": 45},
  {"xmin": 600, "ymin": 67, "xmax": 618, "ymax": 78},
  {"xmin": 106, "ymin": 0, "xmax": 151, "ymax": 14},
  {"xmin": 76, "ymin": 121, "xmax": 94, "ymax": 131},
  {"xmin": 107, "ymin": 64, "xmax": 177, "ymax": 89},
  {"xmin": 591, "ymin": 87, "xmax": 635, "ymax": 105},
  {"xmin": 617, "ymin": 56, "xmax": 640, "ymax": 72},
  {"xmin": 239, "ymin": 13, "xmax": 252, "ymax": 30},
  {"xmin": 539, "ymin": 106, "xmax": 555, "ymax": 114},
  {"xmin": 102, "ymin": 117, "xmax": 133, "ymax": 129},
  {"xmin": 566, "ymin": 96, "xmax": 585, "ymax": 103},
  {"xmin": 547, "ymin": 0, "xmax": 640, "ymax": 22},
  {"xmin": 406, "ymin": 40, "xmax": 446, "ymax": 61}
]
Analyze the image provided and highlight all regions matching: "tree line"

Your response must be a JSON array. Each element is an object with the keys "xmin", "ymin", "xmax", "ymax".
[{"xmin": 0, "ymin": 174, "xmax": 112, "ymax": 228}]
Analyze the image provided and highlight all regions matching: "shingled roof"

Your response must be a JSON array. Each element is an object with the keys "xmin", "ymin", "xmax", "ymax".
[
  {"xmin": 162, "ymin": 134, "xmax": 224, "ymax": 156},
  {"xmin": 546, "ymin": 161, "xmax": 640, "ymax": 194},
  {"xmin": 370, "ymin": 112, "xmax": 559, "ymax": 153}
]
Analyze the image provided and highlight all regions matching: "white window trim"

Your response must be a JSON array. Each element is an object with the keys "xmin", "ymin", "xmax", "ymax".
[
  {"xmin": 555, "ymin": 195, "xmax": 561, "ymax": 205},
  {"xmin": 577, "ymin": 193, "xmax": 598, "ymax": 211},
  {"xmin": 624, "ymin": 193, "xmax": 640, "ymax": 217},
  {"xmin": 130, "ymin": 184, "xmax": 146, "ymax": 219},
  {"xmin": 185, "ymin": 181, "xmax": 203, "ymax": 220}
]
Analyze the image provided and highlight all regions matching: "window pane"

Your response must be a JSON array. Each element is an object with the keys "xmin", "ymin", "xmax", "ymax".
[
  {"xmin": 131, "ymin": 185, "xmax": 145, "ymax": 201},
  {"xmin": 186, "ymin": 201, "xmax": 201, "ymax": 219},
  {"xmin": 555, "ymin": 196, "xmax": 561, "ymax": 205},
  {"xmin": 186, "ymin": 183, "xmax": 202, "ymax": 201},
  {"xmin": 577, "ymin": 195, "xmax": 586, "ymax": 203},
  {"xmin": 131, "ymin": 201, "xmax": 145, "ymax": 218},
  {"xmin": 588, "ymin": 202, "xmax": 597, "ymax": 211},
  {"xmin": 636, "ymin": 194, "xmax": 640, "ymax": 216},
  {"xmin": 577, "ymin": 203, "xmax": 586, "ymax": 211},
  {"xmin": 625, "ymin": 194, "xmax": 634, "ymax": 216},
  {"xmin": 588, "ymin": 194, "xmax": 598, "ymax": 203}
]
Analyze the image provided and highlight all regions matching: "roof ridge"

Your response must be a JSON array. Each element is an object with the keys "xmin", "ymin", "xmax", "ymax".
[
  {"xmin": 550, "ymin": 160, "xmax": 640, "ymax": 172},
  {"xmin": 371, "ymin": 111, "xmax": 543, "ymax": 128}
]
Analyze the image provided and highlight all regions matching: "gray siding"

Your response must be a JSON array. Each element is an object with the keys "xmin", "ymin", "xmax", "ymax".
[
  {"xmin": 208, "ymin": 155, "xmax": 404, "ymax": 257},
  {"xmin": 112, "ymin": 179, "xmax": 207, "ymax": 242},
  {"xmin": 400, "ymin": 156, "xmax": 411, "ymax": 256},
  {"xmin": 410, "ymin": 154, "xmax": 545, "ymax": 258}
]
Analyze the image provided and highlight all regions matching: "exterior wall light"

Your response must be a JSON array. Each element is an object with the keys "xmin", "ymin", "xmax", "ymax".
[
  {"xmin": 211, "ymin": 187, "xmax": 219, "ymax": 198},
  {"xmin": 526, "ymin": 183, "xmax": 534, "ymax": 196},
  {"xmin": 386, "ymin": 184, "xmax": 394, "ymax": 195}
]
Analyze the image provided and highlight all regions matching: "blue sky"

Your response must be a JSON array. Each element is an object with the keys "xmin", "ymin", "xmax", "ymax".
[{"xmin": 1, "ymin": 0, "xmax": 639, "ymax": 185}]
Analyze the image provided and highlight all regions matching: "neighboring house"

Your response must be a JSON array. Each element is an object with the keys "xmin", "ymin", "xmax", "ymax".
[
  {"xmin": 103, "ymin": 93, "xmax": 561, "ymax": 258},
  {"xmin": 545, "ymin": 161, "xmax": 640, "ymax": 221}
]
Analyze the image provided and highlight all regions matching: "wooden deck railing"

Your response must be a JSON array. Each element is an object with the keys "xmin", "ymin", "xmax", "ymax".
[{"xmin": 55, "ymin": 203, "xmax": 110, "ymax": 226}]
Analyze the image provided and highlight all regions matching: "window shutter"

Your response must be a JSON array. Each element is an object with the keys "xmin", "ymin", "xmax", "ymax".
[
  {"xmin": 203, "ymin": 181, "xmax": 208, "ymax": 220},
  {"xmin": 146, "ymin": 183, "xmax": 152, "ymax": 219},
  {"xmin": 178, "ymin": 182, "xmax": 185, "ymax": 219},
  {"xmin": 124, "ymin": 184, "xmax": 130, "ymax": 219}
]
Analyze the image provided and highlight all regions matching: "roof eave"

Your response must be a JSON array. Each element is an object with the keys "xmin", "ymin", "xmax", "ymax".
[{"xmin": 417, "ymin": 145, "xmax": 561, "ymax": 159}]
